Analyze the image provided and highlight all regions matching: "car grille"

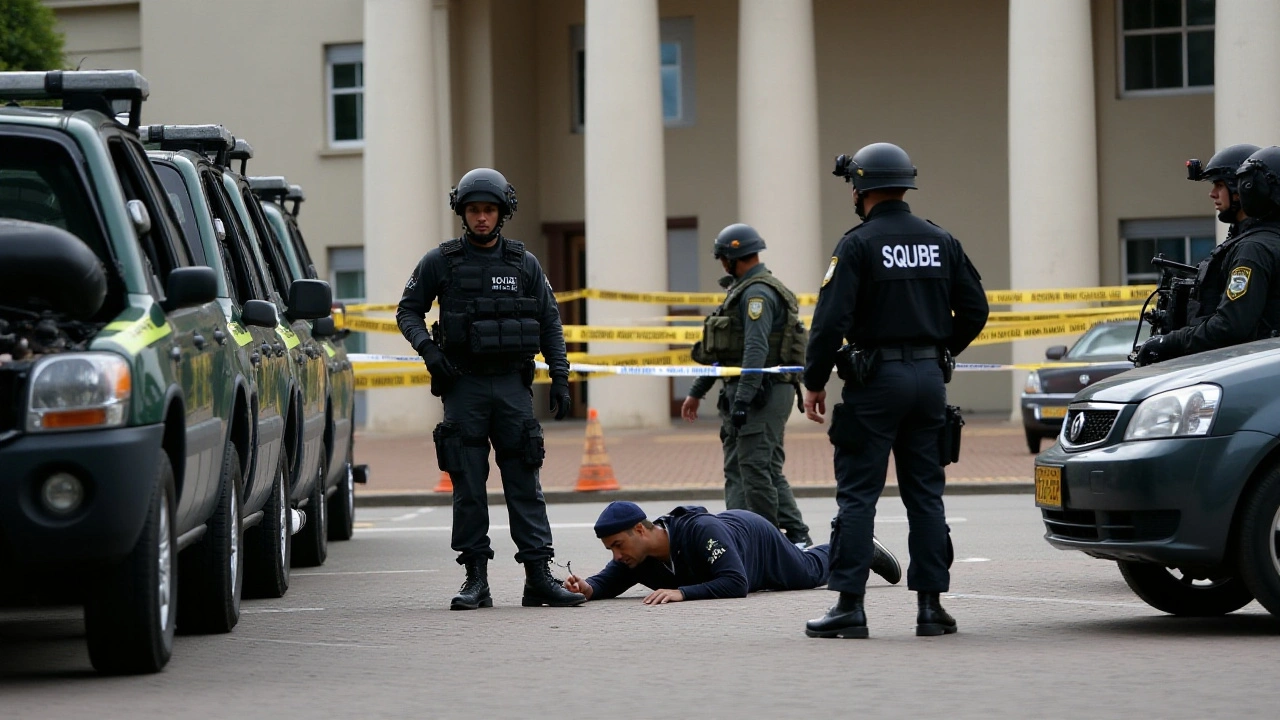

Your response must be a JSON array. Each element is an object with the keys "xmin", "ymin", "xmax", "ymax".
[
  {"xmin": 1042, "ymin": 508, "xmax": 1180, "ymax": 542},
  {"xmin": 1061, "ymin": 407, "xmax": 1120, "ymax": 447}
]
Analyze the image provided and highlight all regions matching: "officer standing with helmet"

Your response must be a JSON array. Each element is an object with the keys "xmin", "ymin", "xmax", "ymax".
[
  {"xmin": 682, "ymin": 224, "xmax": 813, "ymax": 546},
  {"xmin": 801, "ymin": 143, "xmax": 988, "ymax": 639},
  {"xmin": 397, "ymin": 168, "xmax": 585, "ymax": 610},
  {"xmin": 1135, "ymin": 145, "xmax": 1280, "ymax": 365}
]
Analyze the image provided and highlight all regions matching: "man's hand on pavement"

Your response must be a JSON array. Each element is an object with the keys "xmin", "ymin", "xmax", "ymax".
[
  {"xmin": 562, "ymin": 574, "xmax": 593, "ymax": 600},
  {"xmin": 681, "ymin": 396, "xmax": 700, "ymax": 423},
  {"xmin": 642, "ymin": 588, "xmax": 685, "ymax": 605},
  {"xmin": 803, "ymin": 389, "xmax": 826, "ymax": 424}
]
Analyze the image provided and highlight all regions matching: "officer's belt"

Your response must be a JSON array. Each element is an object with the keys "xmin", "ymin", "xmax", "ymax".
[
  {"xmin": 453, "ymin": 356, "xmax": 529, "ymax": 376},
  {"xmin": 876, "ymin": 345, "xmax": 939, "ymax": 361}
]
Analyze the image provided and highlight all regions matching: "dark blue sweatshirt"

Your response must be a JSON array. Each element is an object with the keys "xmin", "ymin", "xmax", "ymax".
[{"xmin": 585, "ymin": 506, "xmax": 816, "ymax": 601}]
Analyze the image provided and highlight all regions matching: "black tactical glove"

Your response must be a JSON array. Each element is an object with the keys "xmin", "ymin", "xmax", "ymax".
[
  {"xmin": 550, "ymin": 378, "xmax": 572, "ymax": 420},
  {"xmin": 731, "ymin": 400, "xmax": 750, "ymax": 429},
  {"xmin": 419, "ymin": 343, "xmax": 459, "ymax": 397},
  {"xmin": 1134, "ymin": 335, "xmax": 1164, "ymax": 367}
]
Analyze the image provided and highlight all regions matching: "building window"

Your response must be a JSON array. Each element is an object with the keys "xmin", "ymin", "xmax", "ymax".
[
  {"xmin": 330, "ymin": 247, "xmax": 367, "ymax": 426},
  {"xmin": 1120, "ymin": 0, "xmax": 1214, "ymax": 94},
  {"xmin": 1121, "ymin": 218, "xmax": 1215, "ymax": 284},
  {"xmin": 326, "ymin": 44, "xmax": 364, "ymax": 146},
  {"xmin": 570, "ymin": 17, "xmax": 695, "ymax": 133}
]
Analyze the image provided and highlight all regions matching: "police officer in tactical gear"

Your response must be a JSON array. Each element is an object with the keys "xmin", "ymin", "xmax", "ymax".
[
  {"xmin": 1135, "ymin": 145, "xmax": 1280, "ymax": 365},
  {"xmin": 397, "ymin": 167, "xmax": 585, "ymax": 610},
  {"xmin": 683, "ymin": 223, "xmax": 814, "ymax": 545},
  {"xmin": 802, "ymin": 143, "xmax": 989, "ymax": 639}
]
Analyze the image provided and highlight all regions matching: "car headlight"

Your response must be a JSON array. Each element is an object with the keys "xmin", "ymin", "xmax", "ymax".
[
  {"xmin": 26, "ymin": 353, "xmax": 131, "ymax": 432},
  {"xmin": 1024, "ymin": 370, "xmax": 1042, "ymax": 394},
  {"xmin": 1123, "ymin": 384, "xmax": 1220, "ymax": 441}
]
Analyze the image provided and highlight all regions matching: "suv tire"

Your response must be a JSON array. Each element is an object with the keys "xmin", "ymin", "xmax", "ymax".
[
  {"xmin": 1236, "ymin": 465, "xmax": 1280, "ymax": 616},
  {"xmin": 293, "ymin": 455, "xmax": 329, "ymax": 567},
  {"xmin": 85, "ymin": 453, "xmax": 178, "ymax": 674},
  {"xmin": 328, "ymin": 436, "xmax": 356, "ymax": 542},
  {"xmin": 1025, "ymin": 428, "xmax": 1042, "ymax": 455},
  {"xmin": 244, "ymin": 448, "xmax": 291, "ymax": 598},
  {"xmin": 1118, "ymin": 560, "xmax": 1253, "ymax": 616},
  {"xmin": 178, "ymin": 441, "xmax": 243, "ymax": 634}
]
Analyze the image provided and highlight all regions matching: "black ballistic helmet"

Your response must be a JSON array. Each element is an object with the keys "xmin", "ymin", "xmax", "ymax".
[
  {"xmin": 449, "ymin": 168, "xmax": 518, "ymax": 219},
  {"xmin": 1237, "ymin": 146, "xmax": 1280, "ymax": 219},
  {"xmin": 713, "ymin": 223, "xmax": 767, "ymax": 260},
  {"xmin": 1187, "ymin": 143, "xmax": 1259, "ymax": 192},
  {"xmin": 833, "ymin": 142, "xmax": 918, "ymax": 192}
]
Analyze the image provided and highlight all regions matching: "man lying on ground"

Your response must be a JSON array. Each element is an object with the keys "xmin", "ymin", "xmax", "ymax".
[{"xmin": 563, "ymin": 502, "xmax": 901, "ymax": 604}]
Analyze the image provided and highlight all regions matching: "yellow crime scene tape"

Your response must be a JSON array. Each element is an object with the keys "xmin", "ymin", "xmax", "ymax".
[{"xmin": 542, "ymin": 285, "xmax": 1157, "ymax": 307}]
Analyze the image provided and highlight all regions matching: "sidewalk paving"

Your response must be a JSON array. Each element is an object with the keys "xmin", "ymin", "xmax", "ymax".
[{"xmin": 353, "ymin": 413, "xmax": 1041, "ymax": 506}]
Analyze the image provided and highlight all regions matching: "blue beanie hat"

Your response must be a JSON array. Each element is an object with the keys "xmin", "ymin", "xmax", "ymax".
[{"xmin": 594, "ymin": 501, "xmax": 647, "ymax": 538}]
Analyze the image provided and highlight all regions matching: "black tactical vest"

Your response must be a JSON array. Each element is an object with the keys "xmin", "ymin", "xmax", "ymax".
[{"xmin": 434, "ymin": 238, "xmax": 542, "ymax": 368}]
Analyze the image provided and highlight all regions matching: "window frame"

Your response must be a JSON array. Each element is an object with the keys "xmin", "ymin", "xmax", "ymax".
[
  {"xmin": 1120, "ymin": 216, "xmax": 1217, "ymax": 285},
  {"xmin": 326, "ymin": 43, "xmax": 365, "ymax": 148},
  {"xmin": 1117, "ymin": 0, "xmax": 1215, "ymax": 98}
]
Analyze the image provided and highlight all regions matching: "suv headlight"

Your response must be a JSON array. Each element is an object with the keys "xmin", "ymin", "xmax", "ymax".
[
  {"xmin": 1124, "ymin": 384, "xmax": 1220, "ymax": 441},
  {"xmin": 1024, "ymin": 370, "xmax": 1042, "ymax": 394},
  {"xmin": 26, "ymin": 353, "xmax": 132, "ymax": 432}
]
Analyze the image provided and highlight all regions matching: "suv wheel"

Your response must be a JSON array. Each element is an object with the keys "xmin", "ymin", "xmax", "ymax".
[
  {"xmin": 328, "ymin": 437, "xmax": 356, "ymax": 541},
  {"xmin": 1025, "ymin": 428, "xmax": 1042, "ymax": 455},
  {"xmin": 1118, "ymin": 561, "xmax": 1254, "ymax": 616},
  {"xmin": 178, "ymin": 441, "xmax": 243, "ymax": 633},
  {"xmin": 244, "ymin": 448, "xmax": 291, "ymax": 598},
  {"xmin": 1236, "ymin": 465, "xmax": 1280, "ymax": 616},
  {"xmin": 85, "ymin": 453, "xmax": 178, "ymax": 674},
  {"xmin": 293, "ymin": 455, "xmax": 329, "ymax": 567}
]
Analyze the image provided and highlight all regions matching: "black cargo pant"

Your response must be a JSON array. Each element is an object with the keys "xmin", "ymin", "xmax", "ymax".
[
  {"xmin": 719, "ymin": 380, "xmax": 809, "ymax": 537},
  {"xmin": 432, "ymin": 372, "xmax": 554, "ymax": 565},
  {"xmin": 827, "ymin": 356, "xmax": 949, "ymax": 594}
]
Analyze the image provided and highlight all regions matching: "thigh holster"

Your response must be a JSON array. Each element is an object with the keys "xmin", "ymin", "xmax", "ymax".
[{"xmin": 432, "ymin": 422, "xmax": 465, "ymax": 473}]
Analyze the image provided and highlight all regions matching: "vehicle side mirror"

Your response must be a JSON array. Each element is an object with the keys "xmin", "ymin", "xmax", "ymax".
[
  {"xmin": 241, "ymin": 299, "xmax": 279, "ymax": 328},
  {"xmin": 163, "ymin": 266, "xmax": 218, "ymax": 310},
  {"xmin": 287, "ymin": 278, "xmax": 332, "ymax": 321},
  {"xmin": 126, "ymin": 199, "xmax": 152, "ymax": 236},
  {"xmin": 311, "ymin": 316, "xmax": 336, "ymax": 337},
  {"xmin": 1045, "ymin": 345, "xmax": 1068, "ymax": 361}
]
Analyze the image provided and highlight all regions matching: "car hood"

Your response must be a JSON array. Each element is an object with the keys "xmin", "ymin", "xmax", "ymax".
[
  {"xmin": 1076, "ymin": 339, "xmax": 1280, "ymax": 403},
  {"xmin": 1036, "ymin": 358, "xmax": 1133, "ymax": 394}
]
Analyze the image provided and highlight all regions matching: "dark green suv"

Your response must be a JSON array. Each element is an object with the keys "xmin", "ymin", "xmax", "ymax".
[
  {"xmin": 142, "ymin": 124, "xmax": 333, "ymax": 599},
  {"xmin": 0, "ymin": 71, "xmax": 248, "ymax": 673},
  {"xmin": 250, "ymin": 175, "xmax": 362, "ymax": 541}
]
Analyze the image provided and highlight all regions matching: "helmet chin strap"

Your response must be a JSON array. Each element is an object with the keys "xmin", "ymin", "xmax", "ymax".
[{"xmin": 463, "ymin": 216, "xmax": 506, "ymax": 242}]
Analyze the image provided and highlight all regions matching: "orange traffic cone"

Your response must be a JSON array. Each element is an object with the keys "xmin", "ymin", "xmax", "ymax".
[
  {"xmin": 575, "ymin": 408, "xmax": 620, "ymax": 492},
  {"xmin": 434, "ymin": 471, "xmax": 453, "ymax": 493}
]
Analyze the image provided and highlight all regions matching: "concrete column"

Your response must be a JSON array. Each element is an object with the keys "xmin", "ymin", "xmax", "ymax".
[
  {"xmin": 1007, "ymin": 0, "xmax": 1099, "ymax": 411},
  {"xmin": 457, "ymin": 0, "xmax": 495, "ymax": 170},
  {"xmin": 363, "ymin": 0, "xmax": 442, "ymax": 433},
  {"xmin": 737, "ymin": 0, "xmax": 821, "ymax": 292},
  {"xmin": 1216, "ymin": 0, "xmax": 1280, "ymax": 240},
  {"xmin": 584, "ymin": 0, "xmax": 669, "ymax": 428},
  {"xmin": 434, "ymin": 0, "xmax": 455, "ymax": 242}
]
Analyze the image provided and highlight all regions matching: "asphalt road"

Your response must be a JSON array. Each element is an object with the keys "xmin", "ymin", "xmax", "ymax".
[{"xmin": 3, "ymin": 494, "xmax": 1279, "ymax": 719}]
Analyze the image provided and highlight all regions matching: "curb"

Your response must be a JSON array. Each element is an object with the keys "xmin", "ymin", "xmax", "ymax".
[{"xmin": 355, "ymin": 482, "xmax": 1034, "ymax": 508}]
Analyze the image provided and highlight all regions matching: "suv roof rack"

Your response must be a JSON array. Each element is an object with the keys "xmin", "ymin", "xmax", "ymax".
[
  {"xmin": 139, "ymin": 124, "xmax": 234, "ymax": 166},
  {"xmin": 247, "ymin": 175, "xmax": 289, "ymax": 202},
  {"xmin": 0, "ymin": 70, "xmax": 149, "ymax": 129},
  {"xmin": 286, "ymin": 184, "xmax": 305, "ymax": 217},
  {"xmin": 228, "ymin": 138, "xmax": 253, "ymax": 175}
]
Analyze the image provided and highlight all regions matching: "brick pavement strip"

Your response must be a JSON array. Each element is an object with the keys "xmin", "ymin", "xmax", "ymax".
[{"xmin": 354, "ymin": 414, "xmax": 1040, "ymax": 506}]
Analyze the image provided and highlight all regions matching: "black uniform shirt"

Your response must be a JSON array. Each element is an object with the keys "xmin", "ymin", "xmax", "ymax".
[
  {"xmin": 803, "ymin": 200, "xmax": 989, "ymax": 391},
  {"xmin": 395, "ymin": 236, "xmax": 571, "ymax": 380},
  {"xmin": 1165, "ymin": 220, "xmax": 1280, "ymax": 356}
]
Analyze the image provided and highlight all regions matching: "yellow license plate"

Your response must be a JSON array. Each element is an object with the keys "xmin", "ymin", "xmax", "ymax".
[
  {"xmin": 1039, "ymin": 406, "xmax": 1067, "ymax": 420},
  {"xmin": 1035, "ymin": 465, "xmax": 1062, "ymax": 509}
]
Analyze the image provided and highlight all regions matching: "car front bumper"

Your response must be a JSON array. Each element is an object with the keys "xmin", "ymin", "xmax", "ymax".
[
  {"xmin": 1035, "ymin": 429, "xmax": 1274, "ymax": 567},
  {"xmin": 0, "ymin": 423, "xmax": 164, "ymax": 570},
  {"xmin": 1021, "ymin": 394, "xmax": 1071, "ymax": 436}
]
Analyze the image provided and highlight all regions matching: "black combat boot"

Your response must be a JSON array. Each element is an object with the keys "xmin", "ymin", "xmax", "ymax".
[
  {"xmin": 450, "ymin": 558, "xmax": 492, "ymax": 610},
  {"xmin": 804, "ymin": 593, "xmax": 868, "ymax": 639},
  {"xmin": 521, "ymin": 560, "xmax": 587, "ymax": 607},
  {"xmin": 871, "ymin": 536, "xmax": 902, "ymax": 585},
  {"xmin": 916, "ymin": 592, "xmax": 957, "ymax": 636},
  {"xmin": 786, "ymin": 529, "xmax": 814, "ymax": 548}
]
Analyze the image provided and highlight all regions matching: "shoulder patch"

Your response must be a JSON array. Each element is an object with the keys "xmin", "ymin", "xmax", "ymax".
[
  {"xmin": 1227, "ymin": 266, "xmax": 1252, "ymax": 300},
  {"xmin": 747, "ymin": 297, "xmax": 764, "ymax": 320},
  {"xmin": 822, "ymin": 256, "xmax": 838, "ymax": 288},
  {"xmin": 405, "ymin": 272, "xmax": 418, "ymax": 290}
]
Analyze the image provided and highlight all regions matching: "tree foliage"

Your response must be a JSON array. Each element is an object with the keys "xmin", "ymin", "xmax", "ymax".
[{"xmin": 0, "ymin": 0, "xmax": 65, "ymax": 72}]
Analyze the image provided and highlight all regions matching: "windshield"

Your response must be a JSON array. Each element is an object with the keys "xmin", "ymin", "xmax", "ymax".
[
  {"xmin": 0, "ymin": 134, "xmax": 109, "ymax": 263},
  {"xmin": 1065, "ymin": 322, "xmax": 1150, "ymax": 361}
]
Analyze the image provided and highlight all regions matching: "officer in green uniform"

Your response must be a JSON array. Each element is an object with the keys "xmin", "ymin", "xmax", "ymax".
[{"xmin": 682, "ymin": 223, "xmax": 813, "ymax": 545}]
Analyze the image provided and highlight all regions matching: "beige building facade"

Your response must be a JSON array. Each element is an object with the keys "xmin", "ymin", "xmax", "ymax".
[{"xmin": 46, "ymin": 0, "xmax": 1279, "ymax": 431}]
